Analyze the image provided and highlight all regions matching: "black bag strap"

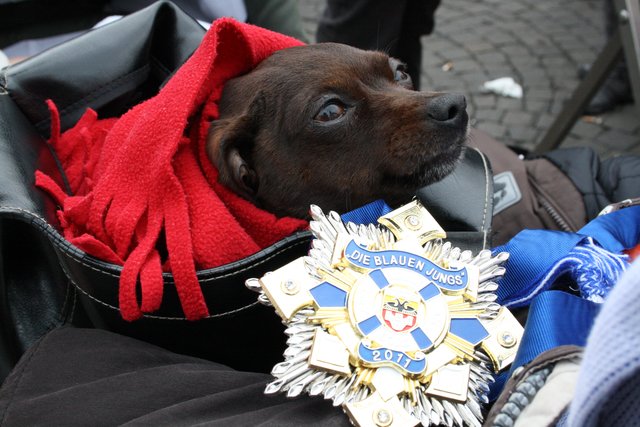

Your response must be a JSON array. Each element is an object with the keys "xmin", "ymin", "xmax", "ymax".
[{"xmin": 416, "ymin": 147, "xmax": 494, "ymax": 252}]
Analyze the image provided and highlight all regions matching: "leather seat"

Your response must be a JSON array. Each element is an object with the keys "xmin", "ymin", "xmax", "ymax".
[{"xmin": 0, "ymin": 1, "xmax": 493, "ymax": 382}]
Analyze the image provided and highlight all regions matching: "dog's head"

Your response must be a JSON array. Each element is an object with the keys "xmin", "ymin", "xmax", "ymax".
[{"xmin": 207, "ymin": 43, "xmax": 468, "ymax": 218}]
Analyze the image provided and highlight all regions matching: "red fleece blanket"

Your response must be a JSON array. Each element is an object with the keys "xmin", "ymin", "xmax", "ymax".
[{"xmin": 35, "ymin": 18, "xmax": 308, "ymax": 321}]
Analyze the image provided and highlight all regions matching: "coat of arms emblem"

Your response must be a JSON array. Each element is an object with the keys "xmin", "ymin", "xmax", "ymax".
[{"xmin": 381, "ymin": 289, "xmax": 419, "ymax": 332}]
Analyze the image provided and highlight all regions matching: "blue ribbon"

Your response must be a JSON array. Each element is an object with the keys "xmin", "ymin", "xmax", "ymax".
[
  {"xmin": 340, "ymin": 199, "xmax": 393, "ymax": 225},
  {"xmin": 489, "ymin": 291, "xmax": 601, "ymax": 400},
  {"xmin": 511, "ymin": 291, "xmax": 600, "ymax": 370},
  {"xmin": 494, "ymin": 230, "xmax": 583, "ymax": 307},
  {"xmin": 579, "ymin": 206, "xmax": 640, "ymax": 252},
  {"xmin": 494, "ymin": 206, "xmax": 639, "ymax": 308},
  {"xmin": 487, "ymin": 206, "xmax": 639, "ymax": 399}
]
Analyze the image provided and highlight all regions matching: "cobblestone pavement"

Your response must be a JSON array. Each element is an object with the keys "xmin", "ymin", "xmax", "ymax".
[{"xmin": 298, "ymin": 0, "xmax": 640, "ymax": 158}]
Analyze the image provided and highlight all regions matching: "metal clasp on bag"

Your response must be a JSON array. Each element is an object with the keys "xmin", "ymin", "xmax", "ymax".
[{"xmin": 598, "ymin": 198, "xmax": 640, "ymax": 216}]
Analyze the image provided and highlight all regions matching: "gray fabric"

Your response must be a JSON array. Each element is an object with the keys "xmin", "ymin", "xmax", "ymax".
[
  {"xmin": 598, "ymin": 155, "xmax": 640, "ymax": 208},
  {"xmin": 565, "ymin": 258, "xmax": 640, "ymax": 426},
  {"xmin": 544, "ymin": 147, "xmax": 640, "ymax": 220},
  {"xmin": 514, "ymin": 360, "xmax": 580, "ymax": 427}
]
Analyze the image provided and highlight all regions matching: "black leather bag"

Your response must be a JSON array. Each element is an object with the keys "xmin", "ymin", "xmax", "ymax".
[{"xmin": 0, "ymin": 1, "xmax": 493, "ymax": 382}]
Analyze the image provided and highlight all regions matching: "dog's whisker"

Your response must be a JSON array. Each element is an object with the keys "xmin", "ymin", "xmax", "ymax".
[{"xmin": 344, "ymin": 190, "xmax": 352, "ymax": 213}]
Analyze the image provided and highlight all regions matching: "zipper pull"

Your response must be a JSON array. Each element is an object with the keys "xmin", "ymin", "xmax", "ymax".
[{"xmin": 598, "ymin": 197, "xmax": 640, "ymax": 216}]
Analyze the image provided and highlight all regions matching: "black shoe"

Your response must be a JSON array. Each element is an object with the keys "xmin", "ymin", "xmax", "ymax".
[
  {"xmin": 577, "ymin": 63, "xmax": 590, "ymax": 80},
  {"xmin": 585, "ymin": 86, "xmax": 633, "ymax": 115},
  {"xmin": 584, "ymin": 62, "xmax": 633, "ymax": 115}
]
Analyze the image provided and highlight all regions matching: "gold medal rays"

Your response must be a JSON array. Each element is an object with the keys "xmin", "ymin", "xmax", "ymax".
[{"xmin": 246, "ymin": 201, "xmax": 523, "ymax": 427}]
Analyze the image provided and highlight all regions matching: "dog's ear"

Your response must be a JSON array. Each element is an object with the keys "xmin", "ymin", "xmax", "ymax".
[{"xmin": 206, "ymin": 95, "xmax": 265, "ymax": 201}]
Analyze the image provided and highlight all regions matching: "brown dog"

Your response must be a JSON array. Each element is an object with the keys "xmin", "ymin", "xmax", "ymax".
[{"xmin": 206, "ymin": 43, "xmax": 468, "ymax": 218}]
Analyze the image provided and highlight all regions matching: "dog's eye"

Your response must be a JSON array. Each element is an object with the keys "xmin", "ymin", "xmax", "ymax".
[{"xmin": 314, "ymin": 102, "xmax": 347, "ymax": 122}]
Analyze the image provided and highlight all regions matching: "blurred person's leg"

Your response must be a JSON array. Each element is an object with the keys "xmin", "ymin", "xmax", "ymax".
[
  {"xmin": 395, "ymin": 1, "xmax": 440, "ymax": 91},
  {"xmin": 316, "ymin": 0, "xmax": 441, "ymax": 90},
  {"xmin": 585, "ymin": 0, "xmax": 633, "ymax": 115},
  {"xmin": 244, "ymin": 0, "xmax": 308, "ymax": 42}
]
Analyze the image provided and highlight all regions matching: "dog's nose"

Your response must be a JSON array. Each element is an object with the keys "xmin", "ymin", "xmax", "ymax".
[{"xmin": 427, "ymin": 93, "xmax": 467, "ymax": 123}]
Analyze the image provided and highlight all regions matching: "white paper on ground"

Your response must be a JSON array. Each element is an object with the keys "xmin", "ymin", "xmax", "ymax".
[{"xmin": 481, "ymin": 77, "xmax": 523, "ymax": 99}]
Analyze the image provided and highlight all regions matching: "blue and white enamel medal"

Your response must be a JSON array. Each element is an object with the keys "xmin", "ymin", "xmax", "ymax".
[{"xmin": 246, "ymin": 201, "xmax": 523, "ymax": 426}]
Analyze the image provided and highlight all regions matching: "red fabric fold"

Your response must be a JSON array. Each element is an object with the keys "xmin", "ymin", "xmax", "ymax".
[{"xmin": 37, "ymin": 19, "xmax": 308, "ymax": 321}]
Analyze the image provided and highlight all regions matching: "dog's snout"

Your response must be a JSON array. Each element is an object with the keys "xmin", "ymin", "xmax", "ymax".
[{"xmin": 427, "ymin": 93, "xmax": 467, "ymax": 123}]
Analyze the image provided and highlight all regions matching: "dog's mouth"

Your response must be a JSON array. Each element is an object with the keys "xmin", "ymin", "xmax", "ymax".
[{"xmin": 381, "ymin": 136, "xmax": 466, "ymax": 191}]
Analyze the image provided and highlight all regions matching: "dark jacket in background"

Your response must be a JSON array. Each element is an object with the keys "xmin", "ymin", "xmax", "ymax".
[{"xmin": 470, "ymin": 129, "xmax": 640, "ymax": 246}]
